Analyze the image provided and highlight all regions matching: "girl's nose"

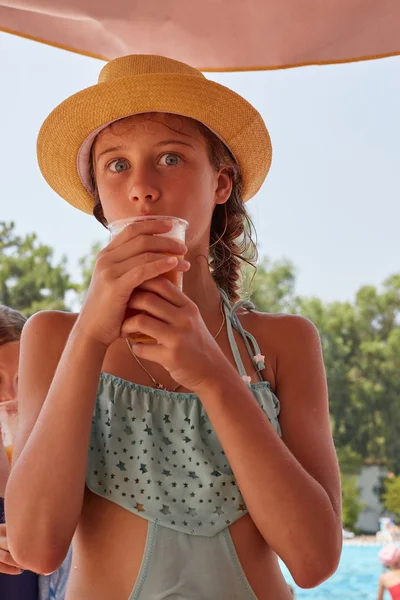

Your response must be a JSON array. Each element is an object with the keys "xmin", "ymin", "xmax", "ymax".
[{"xmin": 127, "ymin": 164, "xmax": 161, "ymax": 206}]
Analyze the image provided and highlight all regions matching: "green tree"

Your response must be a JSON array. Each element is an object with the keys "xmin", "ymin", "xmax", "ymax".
[
  {"xmin": 248, "ymin": 259, "xmax": 400, "ymax": 472},
  {"xmin": 344, "ymin": 276, "xmax": 400, "ymax": 471},
  {"xmin": 341, "ymin": 473, "xmax": 365, "ymax": 530},
  {"xmin": 76, "ymin": 241, "xmax": 102, "ymax": 304},
  {"xmin": 243, "ymin": 257, "xmax": 298, "ymax": 313},
  {"xmin": 336, "ymin": 446, "xmax": 364, "ymax": 476},
  {"xmin": 0, "ymin": 221, "xmax": 78, "ymax": 316},
  {"xmin": 382, "ymin": 476, "xmax": 400, "ymax": 521}
]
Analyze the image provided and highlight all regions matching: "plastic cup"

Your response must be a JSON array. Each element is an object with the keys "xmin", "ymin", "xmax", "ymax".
[
  {"xmin": 0, "ymin": 400, "xmax": 18, "ymax": 464},
  {"xmin": 108, "ymin": 216, "xmax": 188, "ymax": 344}
]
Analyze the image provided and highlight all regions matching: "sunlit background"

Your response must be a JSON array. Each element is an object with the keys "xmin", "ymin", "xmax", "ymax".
[{"xmin": 1, "ymin": 32, "xmax": 399, "ymax": 304}]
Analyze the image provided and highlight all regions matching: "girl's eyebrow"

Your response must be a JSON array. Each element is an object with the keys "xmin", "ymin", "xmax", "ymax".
[
  {"xmin": 155, "ymin": 140, "xmax": 195, "ymax": 149},
  {"xmin": 96, "ymin": 145, "xmax": 126, "ymax": 162},
  {"xmin": 96, "ymin": 139, "xmax": 195, "ymax": 162}
]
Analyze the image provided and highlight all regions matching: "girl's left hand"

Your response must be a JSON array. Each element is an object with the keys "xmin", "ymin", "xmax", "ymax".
[{"xmin": 121, "ymin": 277, "xmax": 230, "ymax": 392}]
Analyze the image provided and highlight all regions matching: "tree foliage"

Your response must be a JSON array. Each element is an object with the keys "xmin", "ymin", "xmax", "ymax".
[
  {"xmin": 341, "ymin": 473, "xmax": 365, "ymax": 530},
  {"xmin": 382, "ymin": 476, "xmax": 400, "ymax": 521},
  {"xmin": 0, "ymin": 222, "xmax": 78, "ymax": 316},
  {"xmin": 76, "ymin": 241, "xmax": 102, "ymax": 304},
  {"xmin": 246, "ymin": 258, "xmax": 400, "ymax": 472}
]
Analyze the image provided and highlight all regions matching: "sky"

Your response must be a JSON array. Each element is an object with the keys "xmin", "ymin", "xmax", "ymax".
[{"xmin": 0, "ymin": 32, "xmax": 399, "ymax": 305}]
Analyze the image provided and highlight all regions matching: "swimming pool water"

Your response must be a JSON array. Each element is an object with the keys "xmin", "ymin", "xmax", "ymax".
[{"xmin": 280, "ymin": 545, "xmax": 385, "ymax": 599}]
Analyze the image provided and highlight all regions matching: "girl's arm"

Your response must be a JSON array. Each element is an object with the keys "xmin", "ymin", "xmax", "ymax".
[
  {"xmin": 194, "ymin": 314, "xmax": 342, "ymax": 589},
  {"xmin": 5, "ymin": 311, "xmax": 107, "ymax": 575},
  {"xmin": 6, "ymin": 219, "xmax": 186, "ymax": 575},
  {"xmin": 377, "ymin": 575, "xmax": 386, "ymax": 600}
]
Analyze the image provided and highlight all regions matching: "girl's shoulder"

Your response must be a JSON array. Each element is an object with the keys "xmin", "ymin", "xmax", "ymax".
[
  {"xmin": 237, "ymin": 309, "xmax": 319, "ymax": 390},
  {"xmin": 240, "ymin": 309, "xmax": 319, "ymax": 356},
  {"xmin": 24, "ymin": 309, "xmax": 78, "ymax": 340},
  {"xmin": 20, "ymin": 310, "xmax": 79, "ymax": 368},
  {"xmin": 381, "ymin": 570, "xmax": 400, "ymax": 586}
]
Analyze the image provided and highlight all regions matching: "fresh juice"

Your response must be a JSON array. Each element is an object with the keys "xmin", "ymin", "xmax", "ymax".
[
  {"xmin": 4, "ymin": 445, "xmax": 12, "ymax": 464},
  {"xmin": 108, "ymin": 217, "xmax": 188, "ymax": 346},
  {"xmin": 0, "ymin": 400, "xmax": 18, "ymax": 464},
  {"xmin": 128, "ymin": 245, "xmax": 184, "ymax": 344}
]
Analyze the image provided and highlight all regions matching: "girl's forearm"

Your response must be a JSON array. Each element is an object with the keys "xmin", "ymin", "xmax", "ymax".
[
  {"xmin": 194, "ymin": 361, "xmax": 341, "ymax": 588},
  {"xmin": 6, "ymin": 324, "xmax": 107, "ymax": 574}
]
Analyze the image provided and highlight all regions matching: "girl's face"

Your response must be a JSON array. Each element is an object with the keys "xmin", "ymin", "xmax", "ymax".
[
  {"xmin": 0, "ymin": 341, "xmax": 19, "ymax": 403},
  {"xmin": 92, "ymin": 113, "xmax": 232, "ymax": 248}
]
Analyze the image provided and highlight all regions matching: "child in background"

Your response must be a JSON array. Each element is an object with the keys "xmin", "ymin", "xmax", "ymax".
[
  {"xmin": 0, "ymin": 305, "xmax": 71, "ymax": 599},
  {"xmin": 377, "ymin": 544, "xmax": 400, "ymax": 600}
]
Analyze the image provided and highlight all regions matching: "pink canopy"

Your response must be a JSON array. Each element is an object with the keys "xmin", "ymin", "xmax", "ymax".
[{"xmin": 1, "ymin": 0, "xmax": 399, "ymax": 70}]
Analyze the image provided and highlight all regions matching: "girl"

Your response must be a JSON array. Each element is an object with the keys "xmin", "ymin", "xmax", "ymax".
[
  {"xmin": 378, "ymin": 544, "xmax": 400, "ymax": 599},
  {"xmin": 6, "ymin": 54, "xmax": 342, "ymax": 599},
  {"xmin": 0, "ymin": 305, "xmax": 71, "ymax": 599}
]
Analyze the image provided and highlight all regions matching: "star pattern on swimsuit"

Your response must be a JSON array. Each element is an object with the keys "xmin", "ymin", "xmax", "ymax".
[{"xmin": 89, "ymin": 373, "xmax": 280, "ymax": 535}]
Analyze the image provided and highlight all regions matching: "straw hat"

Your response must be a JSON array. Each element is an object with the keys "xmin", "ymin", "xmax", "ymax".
[{"xmin": 37, "ymin": 54, "xmax": 272, "ymax": 215}]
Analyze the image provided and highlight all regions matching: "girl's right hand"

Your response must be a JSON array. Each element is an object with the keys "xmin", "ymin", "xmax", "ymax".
[
  {"xmin": 75, "ymin": 219, "xmax": 190, "ymax": 348},
  {"xmin": 0, "ymin": 524, "xmax": 23, "ymax": 575}
]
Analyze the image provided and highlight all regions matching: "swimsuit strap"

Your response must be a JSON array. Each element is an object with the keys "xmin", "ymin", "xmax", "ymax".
[{"xmin": 219, "ymin": 289, "xmax": 266, "ymax": 383}]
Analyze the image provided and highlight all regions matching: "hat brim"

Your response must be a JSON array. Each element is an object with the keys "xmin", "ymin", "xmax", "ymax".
[{"xmin": 37, "ymin": 73, "xmax": 272, "ymax": 214}]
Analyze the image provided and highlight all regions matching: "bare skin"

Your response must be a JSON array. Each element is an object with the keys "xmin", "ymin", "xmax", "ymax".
[
  {"xmin": 7, "ymin": 114, "xmax": 341, "ymax": 598},
  {"xmin": 377, "ymin": 566, "xmax": 400, "ymax": 600},
  {"xmin": 39, "ymin": 310, "xmax": 293, "ymax": 600}
]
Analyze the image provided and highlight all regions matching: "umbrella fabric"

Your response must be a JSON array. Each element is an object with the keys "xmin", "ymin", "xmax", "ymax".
[{"xmin": 0, "ymin": 0, "xmax": 399, "ymax": 70}]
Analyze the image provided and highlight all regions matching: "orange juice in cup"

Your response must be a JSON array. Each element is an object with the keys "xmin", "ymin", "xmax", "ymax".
[
  {"xmin": 108, "ymin": 216, "xmax": 188, "ymax": 344},
  {"xmin": 0, "ymin": 400, "xmax": 18, "ymax": 465},
  {"xmin": 4, "ymin": 444, "xmax": 13, "ymax": 463}
]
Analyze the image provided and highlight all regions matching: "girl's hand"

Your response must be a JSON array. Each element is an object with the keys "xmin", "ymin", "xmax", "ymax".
[
  {"xmin": 121, "ymin": 277, "xmax": 231, "ymax": 392},
  {"xmin": 0, "ymin": 524, "xmax": 23, "ymax": 575},
  {"xmin": 76, "ymin": 219, "xmax": 190, "ymax": 348}
]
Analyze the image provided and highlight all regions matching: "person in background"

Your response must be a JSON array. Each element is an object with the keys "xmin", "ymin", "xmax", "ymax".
[
  {"xmin": 0, "ymin": 304, "xmax": 72, "ymax": 599},
  {"xmin": 377, "ymin": 544, "xmax": 400, "ymax": 600}
]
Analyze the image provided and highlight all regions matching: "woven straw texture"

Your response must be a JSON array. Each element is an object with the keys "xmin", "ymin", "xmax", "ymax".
[{"xmin": 37, "ymin": 55, "xmax": 272, "ymax": 214}]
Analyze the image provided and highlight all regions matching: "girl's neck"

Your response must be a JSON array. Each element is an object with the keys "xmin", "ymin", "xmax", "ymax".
[{"xmin": 182, "ymin": 251, "xmax": 224, "ymax": 317}]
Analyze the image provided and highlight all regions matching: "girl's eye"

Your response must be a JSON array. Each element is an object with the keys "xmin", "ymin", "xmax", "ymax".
[
  {"xmin": 159, "ymin": 153, "xmax": 181, "ymax": 167},
  {"xmin": 108, "ymin": 159, "xmax": 130, "ymax": 173}
]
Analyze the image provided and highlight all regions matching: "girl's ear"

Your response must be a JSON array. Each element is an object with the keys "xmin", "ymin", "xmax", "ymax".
[{"xmin": 215, "ymin": 168, "xmax": 232, "ymax": 205}]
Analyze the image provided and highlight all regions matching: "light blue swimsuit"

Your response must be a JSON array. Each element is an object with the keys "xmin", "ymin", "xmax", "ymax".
[{"xmin": 86, "ymin": 291, "xmax": 282, "ymax": 599}]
